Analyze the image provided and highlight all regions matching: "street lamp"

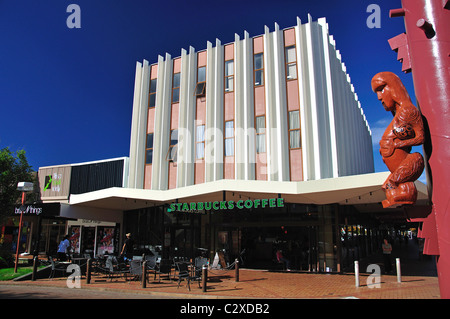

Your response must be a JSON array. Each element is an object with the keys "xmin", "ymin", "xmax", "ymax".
[{"xmin": 14, "ymin": 182, "xmax": 34, "ymax": 273}]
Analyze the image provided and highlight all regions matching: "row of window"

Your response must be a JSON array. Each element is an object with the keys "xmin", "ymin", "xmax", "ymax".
[
  {"xmin": 145, "ymin": 44, "xmax": 299, "ymax": 165},
  {"xmin": 147, "ymin": 45, "xmax": 297, "ymax": 108},
  {"xmin": 144, "ymin": 110, "xmax": 300, "ymax": 165}
]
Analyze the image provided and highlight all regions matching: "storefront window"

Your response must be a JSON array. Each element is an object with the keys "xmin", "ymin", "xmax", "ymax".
[{"xmin": 39, "ymin": 219, "xmax": 66, "ymax": 255}]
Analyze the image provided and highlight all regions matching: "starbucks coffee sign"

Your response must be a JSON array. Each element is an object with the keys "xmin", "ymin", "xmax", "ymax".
[{"xmin": 168, "ymin": 198, "xmax": 284, "ymax": 213}]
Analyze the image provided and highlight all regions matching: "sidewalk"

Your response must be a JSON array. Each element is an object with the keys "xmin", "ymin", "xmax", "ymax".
[
  {"xmin": 1, "ymin": 265, "xmax": 440, "ymax": 299},
  {"xmin": 1, "ymin": 239, "xmax": 441, "ymax": 299}
]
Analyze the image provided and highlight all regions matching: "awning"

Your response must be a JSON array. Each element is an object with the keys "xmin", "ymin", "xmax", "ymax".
[{"xmin": 69, "ymin": 172, "xmax": 429, "ymax": 212}]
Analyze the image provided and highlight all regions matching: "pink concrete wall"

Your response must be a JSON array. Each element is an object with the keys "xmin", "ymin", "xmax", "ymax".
[
  {"xmin": 289, "ymin": 149, "xmax": 303, "ymax": 181},
  {"xmin": 198, "ymin": 51, "xmax": 207, "ymax": 67},
  {"xmin": 173, "ymin": 57, "xmax": 181, "ymax": 73},
  {"xmin": 144, "ymin": 165, "xmax": 152, "ymax": 190},
  {"xmin": 287, "ymin": 80, "xmax": 300, "ymax": 111},
  {"xmin": 195, "ymin": 51, "xmax": 207, "ymax": 184},
  {"xmin": 144, "ymin": 65, "xmax": 159, "ymax": 189},
  {"xmin": 224, "ymin": 156, "xmax": 235, "ymax": 179},
  {"xmin": 147, "ymin": 108, "xmax": 155, "ymax": 133},
  {"xmin": 256, "ymin": 153, "xmax": 267, "ymax": 180},
  {"xmin": 224, "ymin": 44, "xmax": 234, "ymax": 61},
  {"xmin": 168, "ymin": 103, "xmax": 179, "ymax": 189},
  {"xmin": 150, "ymin": 64, "xmax": 158, "ymax": 79},
  {"xmin": 254, "ymin": 86, "xmax": 265, "ymax": 116},
  {"xmin": 253, "ymin": 36, "xmax": 264, "ymax": 54},
  {"xmin": 224, "ymin": 44, "xmax": 235, "ymax": 180},
  {"xmin": 284, "ymin": 28, "xmax": 296, "ymax": 46}
]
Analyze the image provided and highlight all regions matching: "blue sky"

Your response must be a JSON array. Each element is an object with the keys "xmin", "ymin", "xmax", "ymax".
[{"xmin": 0, "ymin": 0, "xmax": 423, "ymax": 181}]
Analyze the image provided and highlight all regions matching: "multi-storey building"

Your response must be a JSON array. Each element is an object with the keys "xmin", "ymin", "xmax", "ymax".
[{"xmin": 128, "ymin": 16, "xmax": 374, "ymax": 191}]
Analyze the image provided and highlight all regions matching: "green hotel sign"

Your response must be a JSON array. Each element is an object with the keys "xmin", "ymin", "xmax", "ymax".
[{"xmin": 167, "ymin": 198, "xmax": 284, "ymax": 213}]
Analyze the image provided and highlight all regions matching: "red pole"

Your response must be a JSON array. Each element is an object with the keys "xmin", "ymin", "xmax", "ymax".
[
  {"xmin": 14, "ymin": 192, "xmax": 26, "ymax": 273},
  {"xmin": 389, "ymin": 0, "xmax": 450, "ymax": 298}
]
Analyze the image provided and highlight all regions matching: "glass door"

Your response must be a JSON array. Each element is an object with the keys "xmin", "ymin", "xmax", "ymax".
[
  {"xmin": 38, "ymin": 220, "xmax": 66, "ymax": 255},
  {"xmin": 81, "ymin": 226, "xmax": 96, "ymax": 256}
]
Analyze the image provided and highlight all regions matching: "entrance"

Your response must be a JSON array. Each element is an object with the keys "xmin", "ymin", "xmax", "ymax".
[
  {"xmin": 80, "ymin": 226, "xmax": 96, "ymax": 256},
  {"xmin": 167, "ymin": 226, "xmax": 201, "ymax": 261},
  {"xmin": 240, "ymin": 226, "xmax": 319, "ymax": 271},
  {"xmin": 38, "ymin": 219, "xmax": 66, "ymax": 255}
]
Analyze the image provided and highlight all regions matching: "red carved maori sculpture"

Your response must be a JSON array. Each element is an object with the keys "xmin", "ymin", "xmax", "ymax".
[{"xmin": 371, "ymin": 71, "xmax": 424, "ymax": 208}]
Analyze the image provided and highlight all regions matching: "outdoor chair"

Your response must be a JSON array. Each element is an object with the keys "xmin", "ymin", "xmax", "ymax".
[
  {"xmin": 175, "ymin": 261, "xmax": 199, "ymax": 291},
  {"xmin": 154, "ymin": 258, "xmax": 172, "ymax": 282},
  {"xmin": 129, "ymin": 260, "xmax": 142, "ymax": 282},
  {"xmin": 238, "ymin": 248, "xmax": 246, "ymax": 266},
  {"xmin": 194, "ymin": 257, "xmax": 208, "ymax": 278},
  {"xmin": 144, "ymin": 255, "xmax": 157, "ymax": 280},
  {"xmin": 48, "ymin": 256, "xmax": 68, "ymax": 279},
  {"xmin": 103, "ymin": 256, "xmax": 130, "ymax": 281}
]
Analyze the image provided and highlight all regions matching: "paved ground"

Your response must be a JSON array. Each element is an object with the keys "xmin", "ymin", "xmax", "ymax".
[
  {"xmin": 0, "ymin": 240, "xmax": 441, "ymax": 301},
  {"xmin": 0, "ymin": 267, "xmax": 439, "ymax": 299}
]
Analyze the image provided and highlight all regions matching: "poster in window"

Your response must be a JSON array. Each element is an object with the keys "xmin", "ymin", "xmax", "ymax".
[
  {"xmin": 97, "ymin": 227, "xmax": 115, "ymax": 255},
  {"xmin": 69, "ymin": 226, "xmax": 81, "ymax": 254}
]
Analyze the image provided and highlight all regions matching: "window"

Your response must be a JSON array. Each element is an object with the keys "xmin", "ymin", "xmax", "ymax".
[
  {"xmin": 254, "ymin": 53, "xmax": 264, "ymax": 86},
  {"xmin": 167, "ymin": 129, "xmax": 178, "ymax": 162},
  {"xmin": 255, "ymin": 116, "xmax": 266, "ymax": 153},
  {"xmin": 196, "ymin": 125, "xmax": 205, "ymax": 159},
  {"xmin": 145, "ymin": 133, "xmax": 154, "ymax": 164},
  {"xmin": 194, "ymin": 66, "xmax": 206, "ymax": 97},
  {"xmin": 149, "ymin": 79, "xmax": 157, "ymax": 108},
  {"xmin": 285, "ymin": 46, "xmax": 297, "ymax": 80},
  {"xmin": 172, "ymin": 72, "xmax": 180, "ymax": 103},
  {"xmin": 288, "ymin": 111, "xmax": 301, "ymax": 149},
  {"xmin": 225, "ymin": 60, "xmax": 234, "ymax": 92},
  {"xmin": 224, "ymin": 121, "xmax": 234, "ymax": 156}
]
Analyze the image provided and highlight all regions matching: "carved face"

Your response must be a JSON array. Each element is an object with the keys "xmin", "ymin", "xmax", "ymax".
[{"xmin": 374, "ymin": 84, "xmax": 396, "ymax": 112}]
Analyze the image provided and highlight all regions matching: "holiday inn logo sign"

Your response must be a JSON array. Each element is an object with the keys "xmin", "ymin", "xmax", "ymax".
[{"xmin": 167, "ymin": 198, "xmax": 284, "ymax": 213}]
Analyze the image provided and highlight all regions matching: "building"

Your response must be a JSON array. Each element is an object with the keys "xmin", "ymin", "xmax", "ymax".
[
  {"xmin": 71, "ymin": 16, "xmax": 427, "ymax": 271},
  {"xmin": 4, "ymin": 16, "xmax": 428, "ymax": 272},
  {"xmin": 3, "ymin": 158, "xmax": 128, "ymax": 258},
  {"xmin": 128, "ymin": 16, "xmax": 374, "ymax": 190}
]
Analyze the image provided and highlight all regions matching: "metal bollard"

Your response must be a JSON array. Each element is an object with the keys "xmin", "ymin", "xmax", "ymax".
[
  {"xmin": 396, "ymin": 258, "xmax": 401, "ymax": 283},
  {"xmin": 202, "ymin": 265, "xmax": 207, "ymax": 293},
  {"xmin": 86, "ymin": 258, "xmax": 91, "ymax": 284},
  {"xmin": 235, "ymin": 258, "xmax": 239, "ymax": 282},
  {"xmin": 354, "ymin": 260, "xmax": 360, "ymax": 287},
  {"xmin": 31, "ymin": 256, "xmax": 38, "ymax": 281},
  {"xmin": 142, "ymin": 260, "xmax": 147, "ymax": 288}
]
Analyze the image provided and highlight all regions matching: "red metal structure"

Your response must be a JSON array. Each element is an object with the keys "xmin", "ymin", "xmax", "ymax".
[{"xmin": 388, "ymin": 0, "xmax": 450, "ymax": 298}]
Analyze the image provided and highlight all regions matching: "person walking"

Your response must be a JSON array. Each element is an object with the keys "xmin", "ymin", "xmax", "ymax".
[
  {"xmin": 57, "ymin": 235, "xmax": 71, "ymax": 261},
  {"xmin": 120, "ymin": 233, "xmax": 134, "ymax": 261}
]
